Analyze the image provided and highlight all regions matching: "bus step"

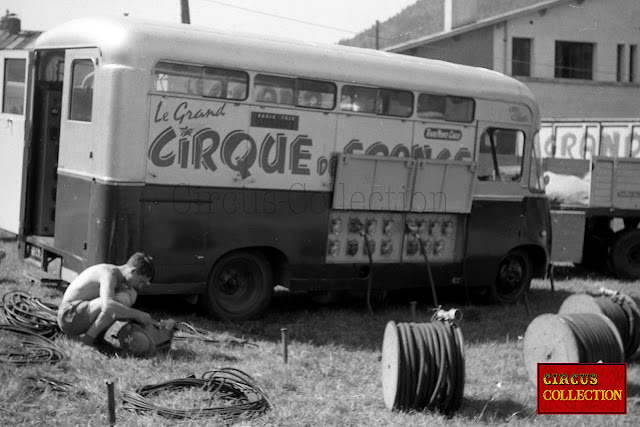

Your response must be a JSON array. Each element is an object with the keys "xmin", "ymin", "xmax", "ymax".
[{"xmin": 23, "ymin": 270, "xmax": 67, "ymax": 288}]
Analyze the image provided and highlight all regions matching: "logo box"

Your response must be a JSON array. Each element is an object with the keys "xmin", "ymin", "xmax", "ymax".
[{"xmin": 537, "ymin": 363, "xmax": 627, "ymax": 415}]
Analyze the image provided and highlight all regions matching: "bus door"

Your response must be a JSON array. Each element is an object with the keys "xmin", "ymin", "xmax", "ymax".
[
  {"xmin": 0, "ymin": 50, "xmax": 30, "ymax": 235},
  {"xmin": 466, "ymin": 122, "xmax": 528, "ymax": 283},
  {"xmin": 53, "ymin": 48, "xmax": 99, "ymax": 262}
]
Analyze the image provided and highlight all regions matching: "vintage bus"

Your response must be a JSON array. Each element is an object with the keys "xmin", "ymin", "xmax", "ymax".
[{"xmin": 0, "ymin": 17, "xmax": 551, "ymax": 319}]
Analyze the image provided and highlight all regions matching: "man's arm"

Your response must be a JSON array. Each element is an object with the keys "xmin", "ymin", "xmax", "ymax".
[{"xmin": 98, "ymin": 269, "xmax": 151, "ymax": 324}]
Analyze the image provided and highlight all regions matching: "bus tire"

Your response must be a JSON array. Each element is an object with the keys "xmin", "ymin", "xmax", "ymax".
[
  {"xmin": 490, "ymin": 249, "xmax": 532, "ymax": 304},
  {"xmin": 609, "ymin": 229, "xmax": 640, "ymax": 280},
  {"xmin": 200, "ymin": 250, "xmax": 273, "ymax": 320}
]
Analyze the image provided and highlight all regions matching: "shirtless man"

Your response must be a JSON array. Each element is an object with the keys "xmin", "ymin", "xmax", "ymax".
[{"xmin": 57, "ymin": 252, "xmax": 155, "ymax": 346}]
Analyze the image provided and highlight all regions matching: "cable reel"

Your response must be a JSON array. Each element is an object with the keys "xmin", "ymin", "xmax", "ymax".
[
  {"xmin": 117, "ymin": 319, "xmax": 177, "ymax": 358},
  {"xmin": 522, "ymin": 312, "xmax": 624, "ymax": 384},
  {"xmin": 558, "ymin": 288, "xmax": 640, "ymax": 359},
  {"xmin": 381, "ymin": 309, "xmax": 465, "ymax": 415}
]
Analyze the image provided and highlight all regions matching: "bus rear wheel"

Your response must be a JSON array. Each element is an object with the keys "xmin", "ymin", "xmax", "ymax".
[
  {"xmin": 200, "ymin": 250, "xmax": 273, "ymax": 320},
  {"xmin": 490, "ymin": 249, "xmax": 532, "ymax": 304},
  {"xmin": 609, "ymin": 229, "xmax": 640, "ymax": 280}
]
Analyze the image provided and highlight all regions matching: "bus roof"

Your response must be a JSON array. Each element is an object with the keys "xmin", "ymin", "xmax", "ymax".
[{"xmin": 35, "ymin": 16, "xmax": 538, "ymax": 112}]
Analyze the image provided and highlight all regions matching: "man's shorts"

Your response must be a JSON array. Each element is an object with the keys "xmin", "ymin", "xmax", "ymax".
[{"xmin": 57, "ymin": 300, "xmax": 94, "ymax": 336}]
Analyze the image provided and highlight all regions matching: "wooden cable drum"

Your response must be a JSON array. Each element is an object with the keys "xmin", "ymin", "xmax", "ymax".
[
  {"xmin": 522, "ymin": 313, "xmax": 624, "ymax": 384},
  {"xmin": 381, "ymin": 320, "xmax": 465, "ymax": 415},
  {"xmin": 558, "ymin": 291, "xmax": 640, "ymax": 359}
]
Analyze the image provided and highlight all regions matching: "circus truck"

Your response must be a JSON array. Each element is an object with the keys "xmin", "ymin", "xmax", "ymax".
[
  {"xmin": 541, "ymin": 119, "xmax": 640, "ymax": 278},
  {"xmin": 0, "ymin": 17, "xmax": 551, "ymax": 320}
]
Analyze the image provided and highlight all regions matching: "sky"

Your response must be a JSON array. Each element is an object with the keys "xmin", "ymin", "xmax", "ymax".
[{"xmin": 4, "ymin": 0, "xmax": 418, "ymax": 44}]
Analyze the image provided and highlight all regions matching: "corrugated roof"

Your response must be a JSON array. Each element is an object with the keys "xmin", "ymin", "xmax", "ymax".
[{"xmin": 0, "ymin": 29, "xmax": 41, "ymax": 50}]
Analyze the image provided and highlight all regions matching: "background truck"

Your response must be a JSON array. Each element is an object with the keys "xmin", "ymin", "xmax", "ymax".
[{"xmin": 541, "ymin": 119, "xmax": 640, "ymax": 278}]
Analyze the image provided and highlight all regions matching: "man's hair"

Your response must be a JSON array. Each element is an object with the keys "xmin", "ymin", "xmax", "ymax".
[{"xmin": 126, "ymin": 252, "xmax": 155, "ymax": 282}]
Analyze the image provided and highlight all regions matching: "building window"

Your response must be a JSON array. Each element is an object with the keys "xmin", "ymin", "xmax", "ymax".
[
  {"xmin": 617, "ymin": 44, "xmax": 625, "ymax": 82},
  {"xmin": 555, "ymin": 41, "xmax": 594, "ymax": 80},
  {"xmin": 512, "ymin": 38, "xmax": 531, "ymax": 77},
  {"xmin": 630, "ymin": 45, "xmax": 637, "ymax": 83}
]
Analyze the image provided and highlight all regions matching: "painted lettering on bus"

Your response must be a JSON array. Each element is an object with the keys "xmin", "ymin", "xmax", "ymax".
[
  {"xmin": 154, "ymin": 99, "xmax": 226, "ymax": 125},
  {"xmin": 149, "ymin": 126, "xmax": 312, "ymax": 178},
  {"xmin": 344, "ymin": 139, "xmax": 472, "ymax": 161}
]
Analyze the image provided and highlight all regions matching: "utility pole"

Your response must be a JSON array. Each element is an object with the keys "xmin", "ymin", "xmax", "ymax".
[
  {"xmin": 181, "ymin": 0, "xmax": 191, "ymax": 24},
  {"xmin": 375, "ymin": 20, "xmax": 380, "ymax": 50}
]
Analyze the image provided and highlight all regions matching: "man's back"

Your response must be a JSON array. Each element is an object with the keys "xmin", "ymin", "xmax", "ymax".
[{"xmin": 61, "ymin": 264, "xmax": 120, "ymax": 304}]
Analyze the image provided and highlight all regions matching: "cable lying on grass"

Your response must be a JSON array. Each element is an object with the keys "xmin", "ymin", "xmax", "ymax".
[
  {"xmin": 0, "ymin": 291, "xmax": 60, "ymax": 339},
  {"xmin": 122, "ymin": 368, "xmax": 272, "ymax": 422},
  {"xmin": 0, "ymin": 324, "xmax": 66, "ymax": 365},
  {"xmin": 173, "ymin": 322, "xmax": 258, "ymax": 348}
]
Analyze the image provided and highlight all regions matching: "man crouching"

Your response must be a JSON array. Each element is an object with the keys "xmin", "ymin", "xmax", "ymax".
[{"xmin": 57, "ymin": 252, "xmax": 155, "ymax": 347}]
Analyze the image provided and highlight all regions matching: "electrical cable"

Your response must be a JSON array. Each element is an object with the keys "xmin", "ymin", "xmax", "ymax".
[
  {"xmin": 594, "ymin": 291, "xmax": 640, "ymax": 359},
  {"xmin": 0, "ymin": 324, "xmax": 66, "ymax": 365},
  {"xmin": 361, "ymin": 231, "xmax": 376, "ymax": 318},
  {"xmin": 558, "ymin": 313, "xmax": 624, "ymax": 363},
  {"xmin": 558, "ymin": 290, "xmax": 640, "ymax": 360},
  {"xmin": 173, "ymin": 322, "xmax": 258, "ymax": 348},
  {"xmin": 381, "ymin": 319, "xmax": 464, "ymax": 415},
  {"xmin": 417, "ymin": 234, "xmax": 439, "ymax": 309},
  {"xmin": 122, "ymin": 368, "xmax": 272, "ymax": 422},
  {"xmin": 0, "ymin": 291, "xmax": 60, "ymax": 339}
]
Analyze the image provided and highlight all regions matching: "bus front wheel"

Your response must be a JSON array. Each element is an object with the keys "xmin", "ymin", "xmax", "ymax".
[
  {"xmin": 199, "ymin": 250, "xmax": 273, "ymax": 320},
  {"xmin": 490, "ymin": 249, "xmax": 532, "ymax": 304}
]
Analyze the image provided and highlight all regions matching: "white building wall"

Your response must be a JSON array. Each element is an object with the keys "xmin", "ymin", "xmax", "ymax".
[{"xmin": 493, "ymin": 0, "xmax": 640, "ymax": 118}]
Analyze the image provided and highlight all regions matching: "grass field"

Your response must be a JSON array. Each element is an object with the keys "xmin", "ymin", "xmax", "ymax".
[{"xmin": 1, "ymin": 237, "xmax": 638, "ymax": 426}]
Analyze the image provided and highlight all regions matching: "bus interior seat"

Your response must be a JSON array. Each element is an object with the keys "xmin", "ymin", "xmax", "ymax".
[
  {"xmin": 279, "ymin": 88, "xmax": 294, "ymax": 105},
  {"xmin": 230, "ymin": 84, "xmax": 246, "ymax": 100},
  {"xmin": 255, "ymin": 86, "xmax": 278, "ymax": 103}
]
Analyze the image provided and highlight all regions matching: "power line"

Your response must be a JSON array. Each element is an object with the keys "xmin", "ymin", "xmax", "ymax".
[{"xmin": 198, "ymin": 0, "xmax": 365, "ymax": 36}]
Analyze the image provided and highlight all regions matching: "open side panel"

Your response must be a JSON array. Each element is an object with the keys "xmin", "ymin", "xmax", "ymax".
[
  {"xmin": 332, "ymin": 154, "xmax": 415, "ymax": 211},
  {"xmin": 0, "ymin": 50, "xmax": 30, "ymax": 235},
  {"xmin": 412, "ymin": 159, "xmax": 475, "ymax": 213}
]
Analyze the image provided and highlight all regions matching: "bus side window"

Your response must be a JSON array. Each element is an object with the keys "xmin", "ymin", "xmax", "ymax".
[
  {"xmin": 204, "ymin": 67, "xmax": 248, "ymax": 100},
  {"xmin": 254, "ymin": 74, "xmax": 294, "ymax": 105},
  {"xmin": 2, "ymin": 58, "xmax": 26, "ymax": 115},
  {"xmin": 340, "ymin": 85, "xmax": 376, "ymax": 114},
  {"xmin": 417, "ymin": 93, "xmax": 475, "ymax": 123},
  {"xmin": 69, "ymin": 59, "xmax": 95, "ymax": 122},
  {"xmin": 378, "ymin": 89, "xmax": 413, "ymax": 117},
  {"xmin": 296, "ymin": 78, "xmax": 335, "ymax": 110},
  {"xmin": 477, "ymin": 128, "xmax": 525, "ymax": 182}
]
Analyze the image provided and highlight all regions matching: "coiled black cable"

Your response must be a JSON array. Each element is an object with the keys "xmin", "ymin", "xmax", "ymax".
[
  {"xmin": 0, "ymin": 291, "xmax": 60, "ymax": 339},
  {"xmin": 558, "ymin": 290, "xmax": 640, "ymax": 359},
  {"xmin": 122, "ymin": 368, "xmax": 272, "ymax": 422},
  {"xmin": 382, "ymin": 320, "xmax": 464, "ymax": 415},
  {"xmin": 559, "ymin": 313, "xmax": 624, "ymax": 363},
  {"xmin": 594, "ymin": 291, "xmax": 640, "ymax": 359},
  {"xmin": 0, "ymin": 324, "xmax": 66, "ymax": 365}
]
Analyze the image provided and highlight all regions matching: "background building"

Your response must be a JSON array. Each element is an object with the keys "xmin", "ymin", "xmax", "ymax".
[
  {"xmin": 341, "ymin": 0, "xmax": 640, "ymax": 119},
  {"xmin": 0, "ymin": 12, "xmax": 40, "ymax": 51}
]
